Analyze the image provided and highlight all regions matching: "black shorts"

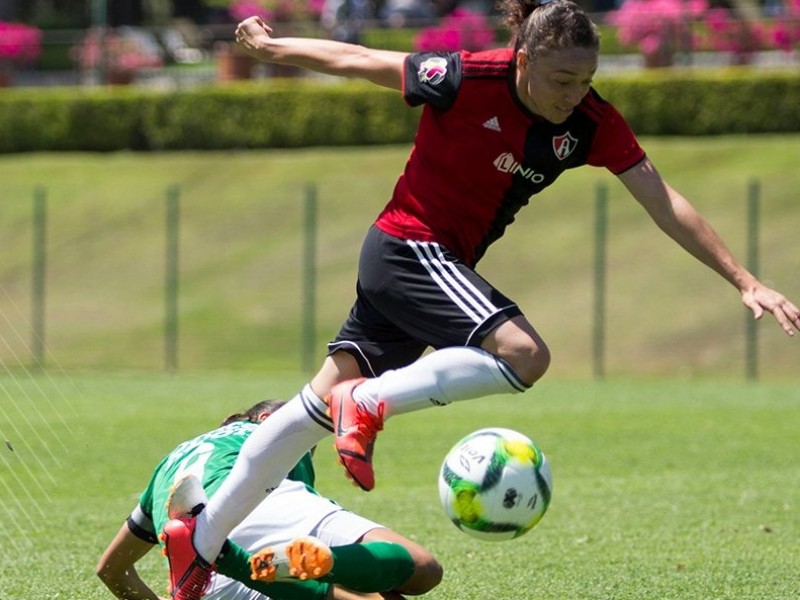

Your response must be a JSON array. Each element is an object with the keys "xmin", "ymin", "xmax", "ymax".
[{"xmin": 329, "ymin": 225, "xmax": 522, "ymax": 376}]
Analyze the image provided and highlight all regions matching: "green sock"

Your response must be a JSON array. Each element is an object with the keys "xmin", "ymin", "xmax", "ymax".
[
  {"xmin": 325, "ymin": 541, "xmax": 414, "ymax": 593},
  {"xmin": 214, "ymin": 539, "xmax": 413, "ymax": 597},
  {"xmin": 216, "ymin": 540, "xmax": 330, "ymax": 600}
]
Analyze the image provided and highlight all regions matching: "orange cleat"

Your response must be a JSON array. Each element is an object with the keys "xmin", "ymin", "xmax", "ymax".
[{"xmin": 250, "ymin": 536, "xmax": 334, "ymax": 582}]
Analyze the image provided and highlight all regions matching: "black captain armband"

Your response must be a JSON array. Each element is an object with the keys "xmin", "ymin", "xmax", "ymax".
[
  {"xmin": 126, "ymin": 506, "xmax": 159, "ymax": 544},
  {"xmin": 404, "ymin": 52, "xmax": 462, "ymax": 110},
  {"xmin": 127, "ymin": 515, "xmax": 159, "ymax": 544}
]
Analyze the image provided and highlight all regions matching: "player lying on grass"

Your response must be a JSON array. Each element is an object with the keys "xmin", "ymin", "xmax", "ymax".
[{"xmin": 96, "ymin": 399, "xmax": 442, "ymax": 600}]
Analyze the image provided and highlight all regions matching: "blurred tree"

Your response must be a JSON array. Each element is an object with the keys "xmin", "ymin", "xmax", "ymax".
[
  {"xmin": 3, "ymin": 0, "xmax": 211, "ymax": 26},
  {"xmin": 0, "ymin": 0, "xmax": 13, "ymax": 20},
  {"xmin": 108, "ymin": 0, "xmax": 144, "ymax": 25},
  {"xmin": 172, "ymin": 0, "xmax": 207, "ymax": 23},
  {"xmin": 3, "ymin": 0, "xmax": 84, "ymax": 24}
]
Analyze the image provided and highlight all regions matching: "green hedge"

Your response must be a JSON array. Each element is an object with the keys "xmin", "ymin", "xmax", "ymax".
[
  {"xmin": 593, "ymin": 69, "xmax": 800, "ymax": 136},
  {"xmin": 0, "ymin": 87, "xmax": 147, "ymax": 151},
  {"xmin": 1, "ymin": 69, "xmax": 798, "ymax": 153},
  {"xmin": 140, "ymin": 82, "xmax": 421, "ymax": 150}
]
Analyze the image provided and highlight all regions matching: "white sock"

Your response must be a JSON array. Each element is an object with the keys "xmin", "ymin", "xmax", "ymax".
[
  {"xmin": 353, "ymin": 346, "xmax": 529, "ymax": 417},
  {"xmin": 192, "ymin": 385, "xmax": 331, "ymax": 563}
]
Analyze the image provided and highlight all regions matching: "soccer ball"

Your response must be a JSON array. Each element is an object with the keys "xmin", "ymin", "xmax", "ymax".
[{"xmin": 438, "ymin": 427, "xmax": 553, "ymax": 541}]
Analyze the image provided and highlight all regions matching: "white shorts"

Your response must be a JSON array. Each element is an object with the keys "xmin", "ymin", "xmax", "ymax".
[{"xmin": 205, "ymin": 480, "xmax": 382, "ymax": 600}]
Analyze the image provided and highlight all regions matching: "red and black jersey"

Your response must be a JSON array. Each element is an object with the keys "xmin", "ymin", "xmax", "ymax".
[{"xmin": 373, "ymin": 48, "xmax": 646, "ymax": 266}]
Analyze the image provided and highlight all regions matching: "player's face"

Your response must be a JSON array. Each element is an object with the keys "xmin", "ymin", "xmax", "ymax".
[{"xmin": 516, "ymin": 46, "xmax": 598, "ymax": 124}]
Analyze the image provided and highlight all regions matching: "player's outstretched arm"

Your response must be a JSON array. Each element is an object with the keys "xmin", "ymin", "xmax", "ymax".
[
  {"xmin": 96, "ymin": 523, "xmax": 165, "ymax": 600},
  {"xmin": 234, "ymin": 16, "xmax": 407, "ymax": 90},
  {"xmin": 618, "ymin": 158, "xmax": 800, "ymax": 337}
]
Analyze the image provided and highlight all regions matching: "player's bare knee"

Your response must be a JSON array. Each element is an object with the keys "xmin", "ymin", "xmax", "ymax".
[
  {"xmin": 503, "ymin": 340, "xmax": 550, "ymax": 386},
  {"xmin": 527, "ymin": 342, "xmax": 551, "ymax": 384},
  {"xmin": 404, "ymin": 555, "xmax": 443, "ymax": 594},
  {"xmin": 482, "ymin": 316, "xmax": 549, "ymax": 386},
  {"xmin": 420, "ymin": 555, "xmax": 444, "ymax": 590}
]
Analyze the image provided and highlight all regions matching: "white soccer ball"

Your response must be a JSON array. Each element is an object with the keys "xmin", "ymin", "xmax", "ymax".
[{"xmin": 438, "ymin": 427, "xmax": 553, "ymax": 541}]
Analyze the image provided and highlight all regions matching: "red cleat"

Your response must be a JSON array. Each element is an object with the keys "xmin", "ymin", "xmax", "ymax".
[
  {"xmin": 159, "ymin": 517, "xmax": 214, "ymax": 600},
  {"xmin": 327, "ymin": 378, "xmax": 384, "ymax": 492}
]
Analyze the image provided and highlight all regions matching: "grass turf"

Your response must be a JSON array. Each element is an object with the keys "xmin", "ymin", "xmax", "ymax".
[
  {"xmin": 1, "ymin": 371, "xmax": 797, "ymax": 599},
  {"xmin": 1, "ymin": 135, "xmax": 799, "ymax": 377}
]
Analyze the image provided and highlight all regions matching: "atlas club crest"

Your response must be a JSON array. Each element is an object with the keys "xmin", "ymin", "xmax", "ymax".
[{"xmin": 552, "ymin": 132, "xmax": 578, "ymax": 160}]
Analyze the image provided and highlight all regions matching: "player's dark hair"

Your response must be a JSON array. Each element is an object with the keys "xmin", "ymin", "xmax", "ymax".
[
  {"xmin": 221, "ymin": 399, "xmax": 286, "ymax": 426},
  {"xmin": 496, "ymin": 0, "xmax": 599, "ymax": 59}
]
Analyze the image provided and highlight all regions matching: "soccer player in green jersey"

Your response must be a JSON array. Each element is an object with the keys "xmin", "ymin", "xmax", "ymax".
[{"xmin": 96, "ymin": 399, "xmax": 442, "ymax": 600}]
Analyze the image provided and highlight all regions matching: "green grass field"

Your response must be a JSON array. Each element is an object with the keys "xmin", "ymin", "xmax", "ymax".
[
  {"xmin": 1, "ymin": 371, "xmax": 798, "ymax": 599},
  {"xmin": 1, "ymin": 135, "xmax": 799, "ymax": 378},
  {"xmin": 0, "ymin": 137, "xmax": 798, "ymax": 597}
]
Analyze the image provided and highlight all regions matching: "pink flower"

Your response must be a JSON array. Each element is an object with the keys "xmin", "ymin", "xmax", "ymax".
[
  {"xmin": 227, "ymin": 0, "xmax": 319, "ymax": 22},
  {"xmin": 306, "ymin": 0, "xmax": 326, "ymax": 17},
  {"xmin": 0, "ymin": 21, "xmax": 42, "ymax": 65},
  {"xmin": 607, "ymin": 0, "xmax": 708, "ymax": 55},
  {"xmin": 229, "ymin": 0, "xmax": 272, "ymax": 21},
  {"xmin": 771, "ymin": 0, "xmax": 800, "ymax": 51},
  {"xmin": 413, "ymin": 8, "xmax": 496, "ymax": 52}
]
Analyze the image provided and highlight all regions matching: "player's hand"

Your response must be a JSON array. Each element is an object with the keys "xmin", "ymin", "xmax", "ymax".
[
  {"xmin": 235, "ymin": 16, "xmax": 273, "ymax": 57},
  {"xmin": 742, "ymin": 283, "xmax": 800, "ymax": 337}
]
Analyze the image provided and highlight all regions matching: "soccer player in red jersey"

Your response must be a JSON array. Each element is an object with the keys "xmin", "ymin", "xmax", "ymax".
[{"xmin": 163, "ymin": 2, "xmax": 800, "ymax": 597}]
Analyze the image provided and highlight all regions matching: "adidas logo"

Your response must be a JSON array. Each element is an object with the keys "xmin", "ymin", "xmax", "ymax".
[{"xmin": 482, "ymin": 116, "xmax": 501, "ymax": 132}]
